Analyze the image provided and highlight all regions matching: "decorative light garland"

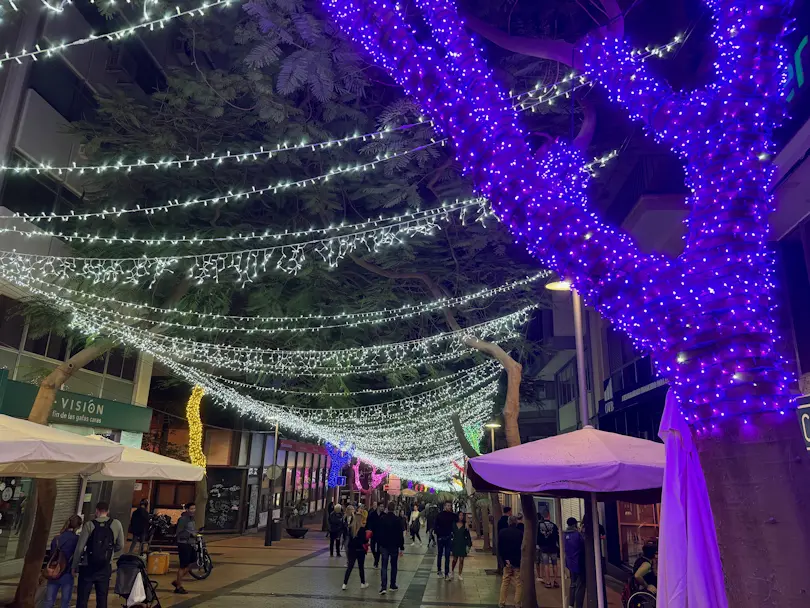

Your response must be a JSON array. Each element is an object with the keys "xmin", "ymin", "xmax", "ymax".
[
  {"xmin": 67, "ymin": 306, "xmax": 532, "ymax": 375},
  {"xmin": 3, "ymin": 263, "xmax": 547, "ymax": 333},
  {"xmin": 326, "ymin": 442, "xmax": 354, "ymax": 487},
  {"xmin": 353, "ymin": 459, "xmax": 390, "ymax": 493},
  {"xmin": 463, "ymin": 423, "xmax": 483, "ymax": 454},
  {"xmin": 186, "ymin": 385, "xmax": 207, "ymax": 468},
  {"xmin": 0, "ymin": 0, "xmax": 235, "ymax": 68},
  {"xmin": 0, "ymin": 199, "xmax": 490, "ymax": 286}
]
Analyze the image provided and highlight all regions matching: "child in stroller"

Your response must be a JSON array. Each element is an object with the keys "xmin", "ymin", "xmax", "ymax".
[{"xmin": 114, "ymin": 554, "xmax": 162, "ymax": 607}]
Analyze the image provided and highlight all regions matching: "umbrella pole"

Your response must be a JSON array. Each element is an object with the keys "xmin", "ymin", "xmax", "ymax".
[
  {"xmin": 590, "ymin": 492, "xmax": 605, "ymax": 608},
  {"xmin": 556, "ymin": 498, "xmax": 567, "ymax": 608},
  {"xmin": 76, "ymin": 475, "xmax": 88, "ymax": 516}
]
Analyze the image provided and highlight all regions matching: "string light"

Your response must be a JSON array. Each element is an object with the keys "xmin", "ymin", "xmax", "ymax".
[
  {"xmin": 0, "ymin": 195, "xmax": 482, "ymax": 247},
  {"xmin": 0, "ymin": 200, "xmax": 491, "ymax": 286},
  {"xmin": 326, "ymin": 442, "xmax": 354, "ymax": 487},
  {"xmin": 186, "ymin": 385, "xmax": 206, "ymax": 468},
  {"xmin": 67, "ymin": 306, "xmax": 532, "ymax": 376},
  {"xmin": 353, "ymin": 459, "xmax": 390, "ymax": 492},
  {"xmin": 0, "ymin": 0, "xmax": 235, "ymax": 68},
  {"xmin": 4, "ymin": 268, "xmax": 547, "ymax": 335}
]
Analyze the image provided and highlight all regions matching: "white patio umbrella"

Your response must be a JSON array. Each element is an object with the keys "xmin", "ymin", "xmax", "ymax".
[
  {"xmin": 0, "ymin": 414, "xmax": 124, "ymax": 478},
  {"xmin": 85, "ymin": 435, "xmax": 204, "ymax": 482}
]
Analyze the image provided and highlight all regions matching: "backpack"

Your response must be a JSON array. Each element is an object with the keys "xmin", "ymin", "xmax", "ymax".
[
  {"xmin": 86, "ymin": 520, "xmax": 115, "ymax": 568},
  {"xmin": 44, "ymin": 540, "xmax": 67, "ymax": 580}
]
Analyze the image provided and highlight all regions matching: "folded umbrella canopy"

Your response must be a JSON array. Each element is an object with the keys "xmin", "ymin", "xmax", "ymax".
[
  {"xmin": 466, "ymin": 426, "xmax": 665, "ymax": 502},
  {"xmin": 86, "ymin": 435, "xmax": 205, "ymax": 481},
  {"xmin": 0, "ymin": 414, "xmax": 124, "ymax": 478}
]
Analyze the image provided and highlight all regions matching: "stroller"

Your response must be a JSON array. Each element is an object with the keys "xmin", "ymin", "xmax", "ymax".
[{"xmin": 114, "ymin": 554, "xmax": 162, "ymax": 608}]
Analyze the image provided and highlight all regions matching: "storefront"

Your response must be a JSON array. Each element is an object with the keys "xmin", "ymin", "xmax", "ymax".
[
  {"xmin": 275, "ymin": 439, "xmax": 329, "ymax": 527},
  {"xmin": 0, "ymin": 370, "xmax": 152, "ymax": 576},
  {"xmin": 597, "ymin": 356, "xmax": 667, "ymax": 568}
]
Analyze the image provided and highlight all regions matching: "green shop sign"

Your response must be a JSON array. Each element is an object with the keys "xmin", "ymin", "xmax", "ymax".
[{"xmin": 0, "ymin": 370, "xmax": 151, "ymax": 433}]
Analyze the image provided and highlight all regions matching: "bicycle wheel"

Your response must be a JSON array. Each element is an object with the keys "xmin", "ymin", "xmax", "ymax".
[
  {"xmin": 189, "ymin": 551, "xmax": 213, "ymax": 580},
  {"xmin": 627, "ymin": 591, "xmax": 656, "ymax": 608}
]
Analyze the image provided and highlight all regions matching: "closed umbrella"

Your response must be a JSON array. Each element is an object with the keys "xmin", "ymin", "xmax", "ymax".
[
  {"xmin": 657, "ymin": 390, "xmax": 728, "ymax": 608},
  {"xmin": 0, "ymin": 414, "xmax": 124, "ymax": 478}
]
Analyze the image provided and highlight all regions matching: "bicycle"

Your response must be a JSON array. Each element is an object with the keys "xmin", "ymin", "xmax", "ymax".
[
  {"xmin": 188, "ymin": 533, "xmax": 213, "ymax": 580},
  {"xmin": 626, "ymin": 590, "xmax": 656, "ymax": 608}
]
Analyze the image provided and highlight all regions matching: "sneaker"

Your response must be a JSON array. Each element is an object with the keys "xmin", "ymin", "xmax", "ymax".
[
  {"xmin": 390, "ymin": 585, "xmax": 399, "ymax": 591},
  {"xmin": 411, "ymin": 541, "xmax": 415, "ymax": 546},
  {"xmin": 446, "ymin": 574, "xmax": 453, "ymax": 581},
  {"xmin": 553, "ymin": 581, "xmax": 560, "ymax": 588},
  {"xmin": 173, "ymin": 587, "xmax": 188, "ymax": 595},
  {"xmin": 342, "ymin": 584, "xmax": 347, "ymax": 591},
  {"xmin": 379, "ymin": 588, "xmax": 387, "ymax": 595},
  {"xmin": 361, "ymin": 583, "xmax": 369, "ymax": 589},
  {"xmin": 437, "ymin": 571, "xmax": 443, "ymax": 578},
  {"xmin": 458, "ymin": 575, "xmax": 464, "ymax": 581}
]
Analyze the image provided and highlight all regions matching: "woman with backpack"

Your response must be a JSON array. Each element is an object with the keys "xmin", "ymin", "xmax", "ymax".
[
  {"xmin": 409, "ymin": 505, "xmax": 422, "ymax": 545},
  {"xmin": 43, "ymin": 515, "xmax": 82, "ymax": 608}
]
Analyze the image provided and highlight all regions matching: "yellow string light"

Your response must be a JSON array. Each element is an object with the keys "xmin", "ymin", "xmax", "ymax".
[{"xmin": 186, "ymin": 386, "xmax": 206, "ymax": 468}]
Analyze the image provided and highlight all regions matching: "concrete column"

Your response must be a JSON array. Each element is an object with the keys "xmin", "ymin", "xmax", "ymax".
[{"xmin": 131, "ymin": 352, "xmax": 154, "ymax": 406}]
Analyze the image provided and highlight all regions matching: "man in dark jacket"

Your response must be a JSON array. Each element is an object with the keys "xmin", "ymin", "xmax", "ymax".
[
  {"xmin": 564, "ymin": 517, "xmax": 586, "ymax": 608},
  {"xmin": 434, "ymin": 501, "xmax": 456, "ymax": 579},
  {"xmin": 129, "ymin": 499, "xmax": 150, "ymax": 555},
  {"xmin": 329, "ymin": 504, "xmax": 344, "ymax": 557},
  {"xmin": 497, "ymin": 515, "xmax": 523, "ymax": 608},
  {"xmin": 376, "ymin": 501, "xmax": 404, "ymax": 594},
  {"xmin": 366, "ymin": 502, "xmax": 382, "ymax": 567},
  {"xmin": 497, "ymin": 506, "xmax": 512, "ymax": 533}
]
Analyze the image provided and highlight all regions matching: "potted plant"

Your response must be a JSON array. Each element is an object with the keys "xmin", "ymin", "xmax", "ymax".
[{"xmin": 284, "ymin": 500, "xmax": 309, "ymax": 538}]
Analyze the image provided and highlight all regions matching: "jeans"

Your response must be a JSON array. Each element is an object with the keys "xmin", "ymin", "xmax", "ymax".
[
  {"xmin": 436, "ymin": 535, "xmax": 452, "ymax": 575},
  {"xmin": 330, "ymin": 535, "xmax": 342, "ymax": 556},
  {"xmin": 344, "ymin": 553, "xmax": 366, "ymax": 585},
  {"xmin": 380, "ymin": 547, "xmax": 398, "ymax": 590},
  {"xmin": 568, "ymin": 569, "xmax": 586, "ymax": 608},
  {"xmin": 44, "ymin": 575, "xmax": 73, "ymax": 608},
  {"xmin": 498, "ymin": 565, "xmax": 522, "ymax": 606},
  {"xmin": 77, "ymin": 565, "xmax": 111, "ymax": 608},
  {"xmin": 129, "ymin": 534, "xmax": 146, "ymax": 555}
]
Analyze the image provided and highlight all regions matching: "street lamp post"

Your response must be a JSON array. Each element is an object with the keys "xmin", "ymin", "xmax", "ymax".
[
  {"xmin": 545, "ymin": 279, "xmax": 606, "ymax": 608},
  {"xmin": 264, "ymin": 420, "xmax": 280, "ymax": 547},
  {"xmin": 484, "ymin": 421, "xmax": 501, "ymax": 453}
]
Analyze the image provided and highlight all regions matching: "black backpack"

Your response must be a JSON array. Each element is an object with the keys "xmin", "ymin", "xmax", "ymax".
[{"xmin": 86, "ymin": 520, "xmax": 115, "ymax": 568}]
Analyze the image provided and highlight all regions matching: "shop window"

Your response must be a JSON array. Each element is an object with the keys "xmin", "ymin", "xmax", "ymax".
[
  {"xmin": 106, "ymin": 347, "xmax": 137, "ymax": 381},
  {"xmin": 0, "ymin": 296, "xmax": 24, "ymax": 350},
  {"xmin": 154, "ymin": 481, "xmax": 195, "ymax": 508},
  {"xmin": 204, "ymin": 428, "xmax": 233, "ymax": 466}
]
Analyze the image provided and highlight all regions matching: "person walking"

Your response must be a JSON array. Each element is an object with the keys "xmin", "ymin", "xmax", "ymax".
[
  {"xmin": 73, "ymin": 501, "xmax": 124, "ymax": 608},
  {"xmin": 564, "ymin": 517, "xmax": 586, "ymax": 608},
  {"xmin": 343, "ymin": 505, "xmax": 356, "ymax": 552},
  {"xmin": 497, "ymin": 506, "xmax": 512, "ymax": 534},
  {"xmin": 536, "ymin": 510, "xmax": 560, "ymax": 588},
  {"xmin": 376, "ymin": 501, "xmax": 404, "ymax": 594},
  {"xmin": 173, "ymin": 502, "xmax": 198, "ymax": 595},
  {"xmin": 342, "ymin": 526, "xmax": 371, "ymax": 590},
  {"xmin": 434, "ymin": 500, "xmax": 456, "ymax": 580},
  {"xmin": 497, "ymin": 515, "xmax": 523, "ymax": 608},
  {"xmin": 367, "ymin": 502, "xmax": 382, "ymax": 567},
  {"xmin": 43, "ymin": 515, "xmax": 81, "ymax": 608},
  {"xmin": 426, "ymin": 504, "xmax": 437, "ymax": 548},
  {"xmin": 409, "ymin": 504, "xmax": 422, "ymax": 545},
  {"xmin": 129, "ymin": 499, "xmax": 150, "ymax": 555},
  {"xmin": 450, "ymin": 512, "xmax": 472, "ymax": 581},
  {"xmin": 329, "ymin": 504, "xmax": 344, "ymax": 557}
]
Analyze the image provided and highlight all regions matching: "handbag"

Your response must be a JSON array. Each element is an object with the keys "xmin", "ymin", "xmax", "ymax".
[{"xmin": 44, "ymin": 540, "xmax": 68, "ymax": 580}]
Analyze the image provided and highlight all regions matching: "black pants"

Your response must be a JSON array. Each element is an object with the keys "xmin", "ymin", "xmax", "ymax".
[
  {"xmin": 410, "ymin": 528, "xmax": 421, "ymax": 542},
  {"xmin": 371, "ymin": 536, "xmax": 380, "ymax": 566},
  {"xmin": 380, "ymin": 547, "xmax": 398, "ymax": 590},
  {"xmin": 76, "ymin": 565, "xmax": 111, "ymax": 608},
  {"xmin": 344, "ymin": 553, "xmax": 366, "ymax": 584},
  {"xmin": 330, "ymin": 534, "xmax": 342, "ymax": 556},
  {"xmin": 436, "ymin": 535, "xmax": 452, "ymax": 575},
  {"xmin": 568, "ymin": 569, "xmax": 586, "ymax": 608}
]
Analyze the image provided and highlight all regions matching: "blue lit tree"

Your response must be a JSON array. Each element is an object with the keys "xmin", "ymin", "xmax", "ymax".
[{"xmin": 319, "ymin": 0, "xmax": 810, "ymax": 605}]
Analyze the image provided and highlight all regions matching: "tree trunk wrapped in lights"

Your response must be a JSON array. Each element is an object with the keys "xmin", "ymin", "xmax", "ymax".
[{"xmin": 319, "ymin": 0, "xmax": 810, "ymax": 605}]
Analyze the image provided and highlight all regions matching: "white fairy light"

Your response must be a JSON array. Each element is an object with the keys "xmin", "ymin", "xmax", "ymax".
[
  {"xmin": 0, "ymin": 195, "xmax": 481, "ymax": 246},
  {"xmin": 0, "ymin": 199, "xmax": 490, "ymax": 286},
  {"xmin": 0, "ymin": 0, "xmax": 235, "ymax": 68},
  {"xmin": 8, "ymin": 143, "xmax": 441, "ymax": 223},
  {"xmin": 8, "ymin": 269, "xmax": 548, "ymax": 334},
  {"xmin": 68, "ymin": 305, "xmax": 534, "ymax": 376}
]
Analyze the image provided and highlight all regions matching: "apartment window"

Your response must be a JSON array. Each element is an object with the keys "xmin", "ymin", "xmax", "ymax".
[
  {"xmin": 23, "ymin": 330, "xmax": 68, "ymax": 362},
  {"xmin": 0, "ymin": 152, "xmax": 82, "ymax": 217},
  {"xmin": 106, "ymin": 346, "xmax": 137, "ymax": 381},
  {"xmin": 69, "ymin": 340, "xmax": 106, "ymax": 373},
  {"xmin": 28, "ymin": 59, "xmax": 97, "ymax": 123},
  {"xmin": 0, "ymin": 296, "xmax": 25, "ymax": 350}
]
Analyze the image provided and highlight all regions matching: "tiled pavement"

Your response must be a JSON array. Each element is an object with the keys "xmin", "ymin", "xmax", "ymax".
[{"xmin": 0, "ymin": 530, "xmax": 623, "ymax": 608}]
